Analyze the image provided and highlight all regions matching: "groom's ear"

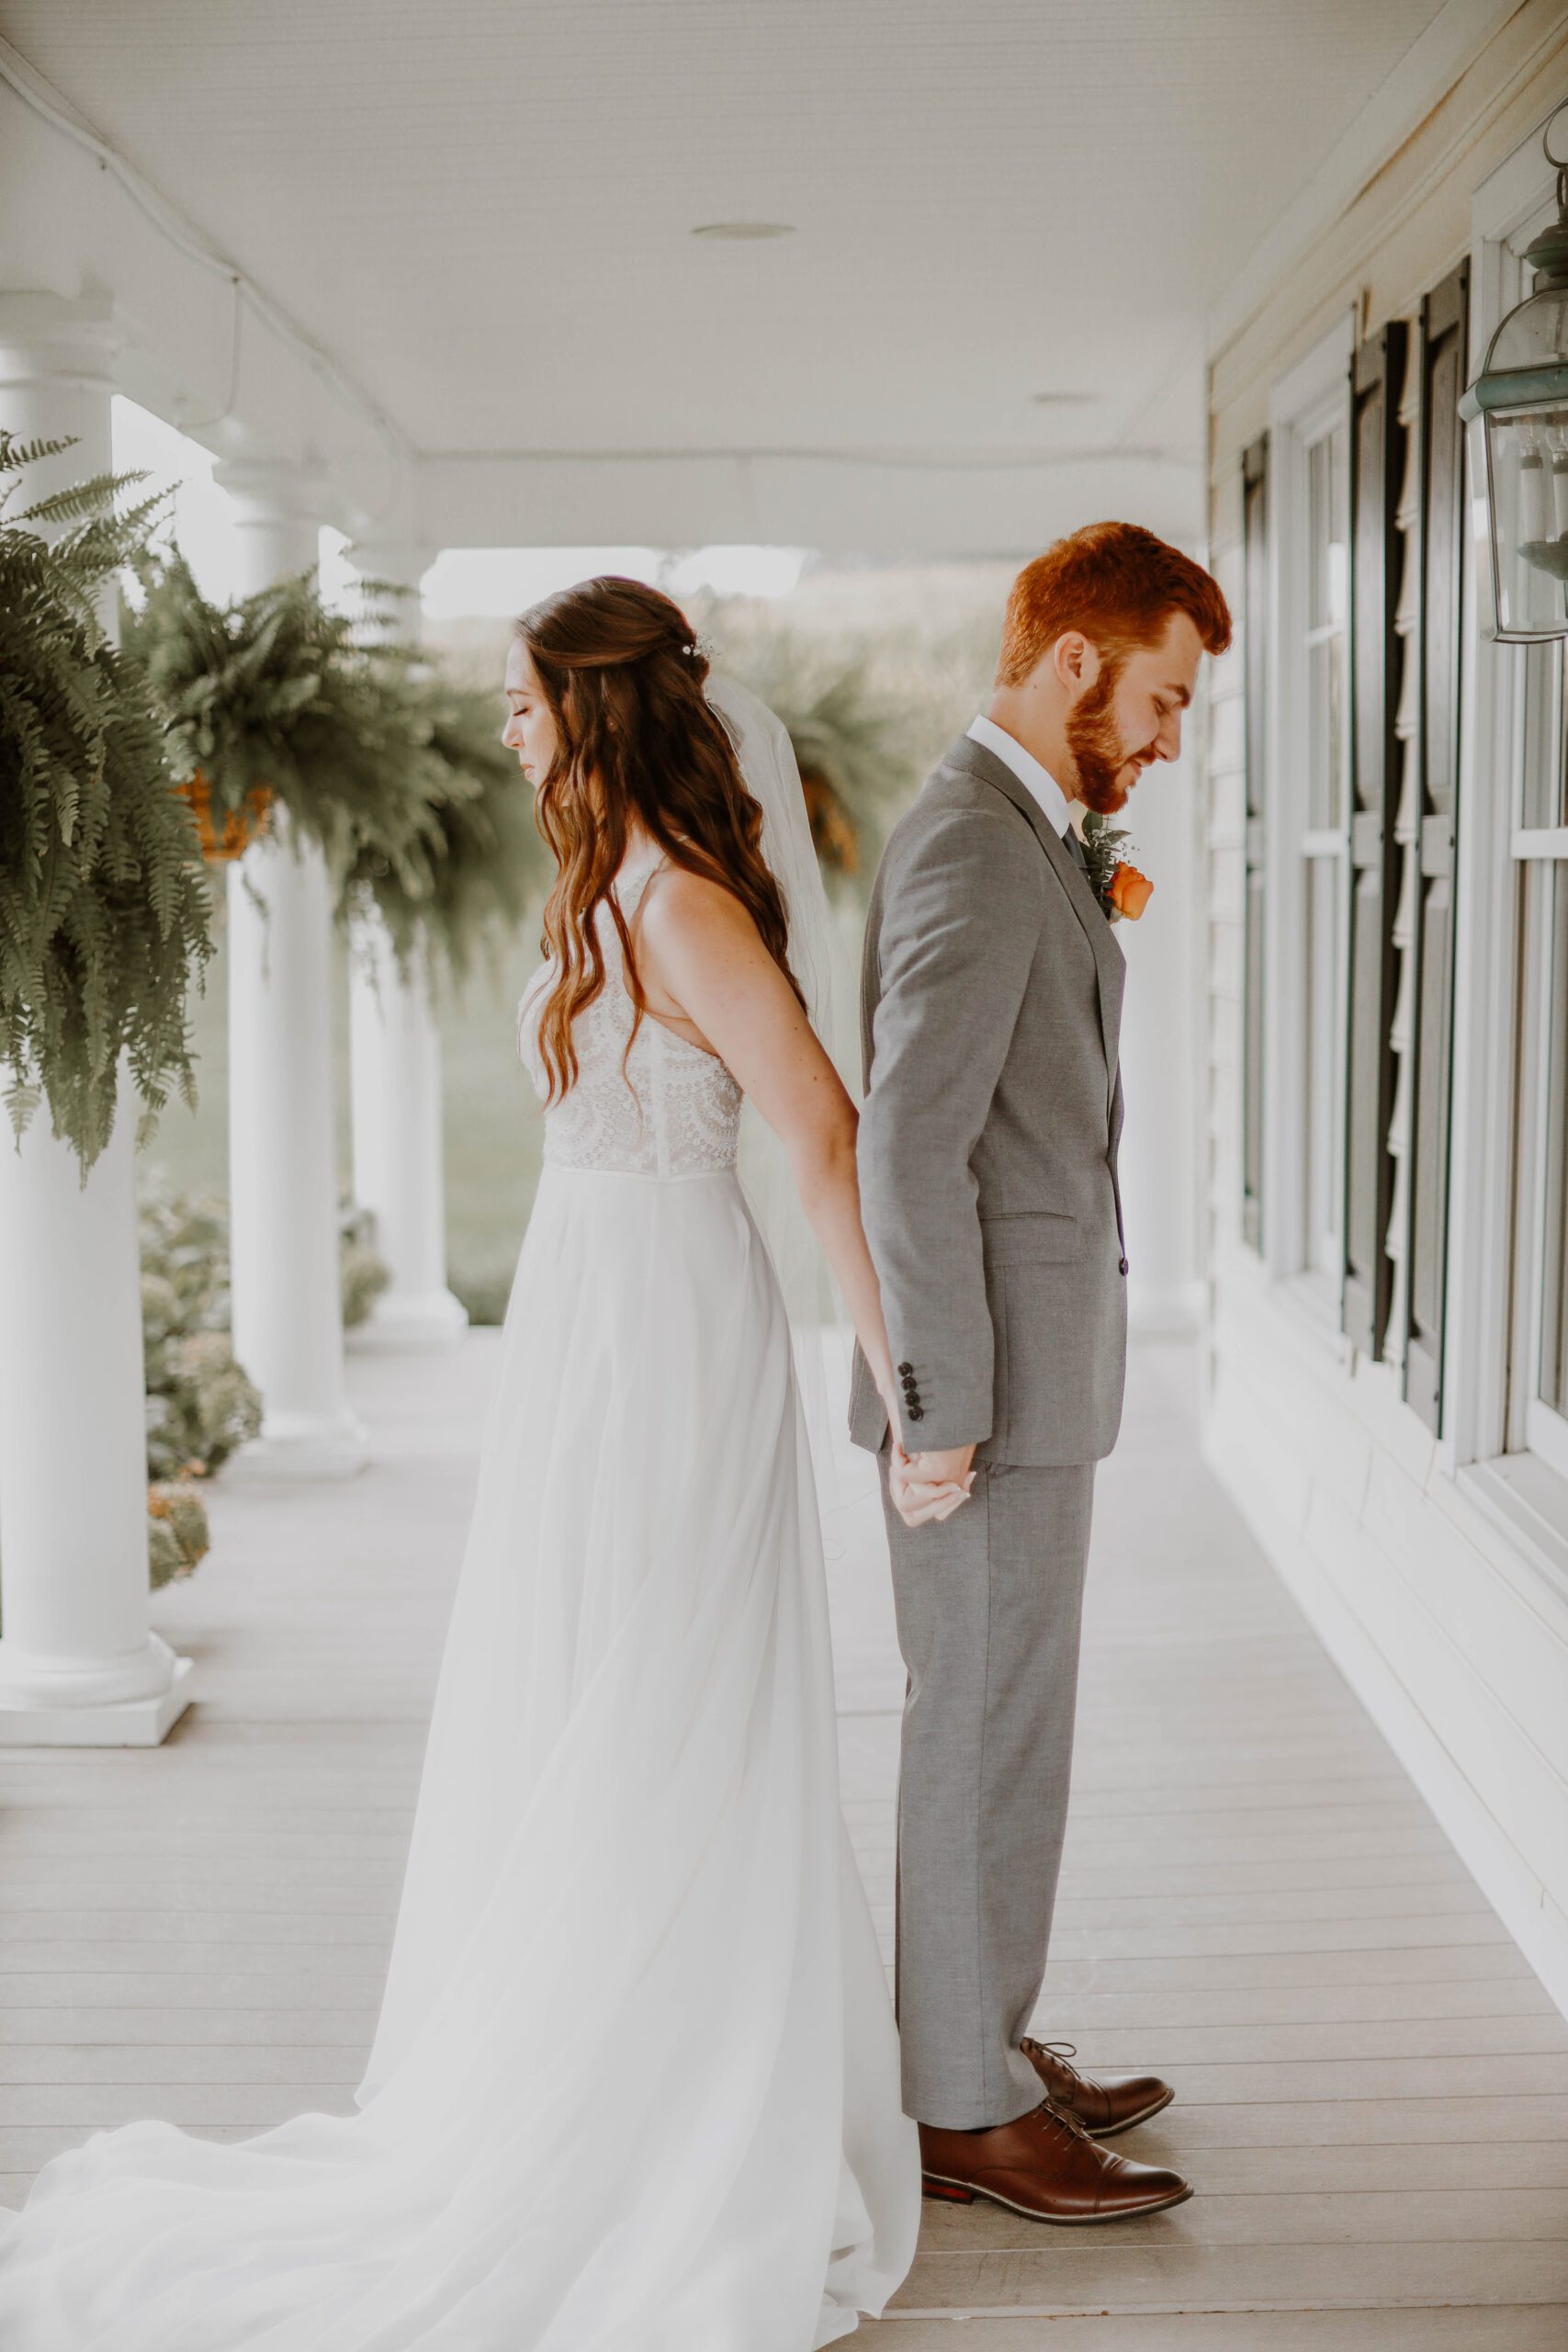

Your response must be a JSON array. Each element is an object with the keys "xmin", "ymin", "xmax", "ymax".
[{"xmin": 1051, "ymin": 631, "xmax": 1095, "ymax": 695}]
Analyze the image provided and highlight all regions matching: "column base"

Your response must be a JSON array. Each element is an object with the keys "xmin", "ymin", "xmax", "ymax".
[
  {"xmin": 227, "ymin": 1408, "xmax": 371, "ymax": 1482},
  {"xmin": 347, "ymin": 1288, "xmax": 469, "ymax": 1354},
  {"xmin": 0, "ymin": 1650, "xmax": 193, "ymax": 1747}
]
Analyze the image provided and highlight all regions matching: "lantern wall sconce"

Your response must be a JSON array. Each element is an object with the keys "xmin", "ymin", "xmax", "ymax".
[{"xmin": 1461, "ymin": 102, "xmax": 1568, "ymax": 642}]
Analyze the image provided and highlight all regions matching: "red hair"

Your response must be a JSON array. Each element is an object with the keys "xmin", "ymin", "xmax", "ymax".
[{"xmin": 997, "ymin": 522, "xmax": 1232, "ymax": 687}]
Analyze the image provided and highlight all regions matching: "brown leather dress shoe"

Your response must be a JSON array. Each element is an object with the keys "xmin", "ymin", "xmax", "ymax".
[
  {"xmin": 919, "ymin": 2098, "xmax": 1191, "ymax": 2223},
  {"xmin": 1021, "ymin": 2037, "xmax": 1175, "ymax": 2136}
]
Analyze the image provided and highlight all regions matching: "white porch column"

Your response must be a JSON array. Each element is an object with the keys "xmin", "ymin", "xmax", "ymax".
[
  {"xmin": 0, "ymin": 293, "xmax": 192, "ymax": 1743},
  {"xmin": 1115, "ymin": 739, "xmax": 1203, "ymax": 1335},
  {"xmin": 344, "ymin": 535, "xmax": 467, "ymax": 1352},
  {"xmin": 215, "ymin": 459, "xmax": 368, "ymax": 1476}
]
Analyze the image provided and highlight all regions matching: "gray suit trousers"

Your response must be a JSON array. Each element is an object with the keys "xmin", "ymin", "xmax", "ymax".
[{"xmin": 879, "ymin": 1446, "xmax": 1095, "ymax": 2130}]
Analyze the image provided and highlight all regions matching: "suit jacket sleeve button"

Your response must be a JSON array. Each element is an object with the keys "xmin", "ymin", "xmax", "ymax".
[{"xmin": 897, "ymin": 1362, "xmax": 913, "ymax": 1377}]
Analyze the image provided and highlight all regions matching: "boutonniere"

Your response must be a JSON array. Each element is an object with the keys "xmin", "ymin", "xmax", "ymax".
[{"xmin": 1078, "ymin": 810, "xmax": 1154, "ymax": 923}]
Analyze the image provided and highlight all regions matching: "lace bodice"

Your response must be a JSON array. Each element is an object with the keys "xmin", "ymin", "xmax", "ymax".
[{"xmin": 518, "ymin": 849, "xmax": 743, "ymax": 1178}]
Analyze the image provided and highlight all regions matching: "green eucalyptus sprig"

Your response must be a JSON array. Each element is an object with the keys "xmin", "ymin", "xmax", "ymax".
[{"xmin": 1079, "ymin": 808, "xmax": 1135, "ymax": 921}]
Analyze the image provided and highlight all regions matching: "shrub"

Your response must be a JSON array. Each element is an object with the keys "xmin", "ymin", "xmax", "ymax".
[
  {"xmin": 139, "ymin": 1177, "xmax": 262, "ymax": 1483},
  {"xmin": 340, "ymin": 1200, "xmax": 392, "ymax": 1329},
  {"xmin": 147, "ymin": 1479, "xmax": 210, "ymax": 1589},
  {"xmin": 138, "ymin": 1176, "xmax": 390, "ymax": 1578}
]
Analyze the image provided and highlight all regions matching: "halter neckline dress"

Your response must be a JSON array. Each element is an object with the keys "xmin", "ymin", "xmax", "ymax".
[{"xmin": 0, "ymin": 841, "xmax": 919, "ymax": 2351}]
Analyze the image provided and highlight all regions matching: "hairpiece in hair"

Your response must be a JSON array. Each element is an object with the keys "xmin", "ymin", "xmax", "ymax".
[{"xmin": 680, "ymin": 633, "xmax": 716, "ymax": 662}]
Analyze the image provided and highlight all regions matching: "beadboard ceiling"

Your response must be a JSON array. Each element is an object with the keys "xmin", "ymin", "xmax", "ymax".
[{"xmin": 0, "ymin": 0, "xmax": 1472, "ymax": 548}]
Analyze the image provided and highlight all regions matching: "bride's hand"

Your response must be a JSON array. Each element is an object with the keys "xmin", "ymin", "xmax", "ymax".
[{"xmin": 887, "ymin": 1440, "xmax": 975, "ymax": 1530}]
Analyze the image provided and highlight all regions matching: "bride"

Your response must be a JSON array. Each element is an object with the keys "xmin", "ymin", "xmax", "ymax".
[{"xmin": 0, "ymin": 576, "xmax": 967, "ymax": 2348}]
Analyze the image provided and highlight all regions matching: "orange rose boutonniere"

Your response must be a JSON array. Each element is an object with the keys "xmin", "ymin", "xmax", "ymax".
[
  {"xmin": 1079, "ymin": 811, "xmax": 1153, "ymax": 924},
  {"xmin": 1107, "ymin": 860, "xmax": 1154, "ymax": 921}
]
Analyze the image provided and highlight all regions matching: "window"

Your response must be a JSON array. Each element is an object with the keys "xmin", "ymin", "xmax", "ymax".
[
  {"xmin": 1302, "ymin": 420, "xmax": 1350, "ymax": 1283},
  {"xmin": 1241, "ymin": 436, "xmax": 1269, "ymax": 1252},
  {"xmin": 1540, "ymin": 862, "xmax": 1568, "ymax": 1417},
  {"xmin": 1511, "ymin": 642, "xmax": 1568, "ymax": 1477},
  {"xmin": 1457, "ymin": 141, "xmax": 1568, "ymax": 1500},
  {"xmin": 1256, "ymin": 277, "xmax": 1467, "ymax": 1405},
  {"xmin": 1259, "ymin": 318, "xmax": 1356, "ymax": 1302}
]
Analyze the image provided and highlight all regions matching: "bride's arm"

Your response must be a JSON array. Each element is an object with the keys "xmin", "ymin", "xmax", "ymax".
[{"xmin": 636, "ymin": 868, "xmax": 971, "ymax": 1529}]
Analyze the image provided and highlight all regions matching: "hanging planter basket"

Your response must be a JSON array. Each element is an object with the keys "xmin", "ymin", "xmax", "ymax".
[
  {"xmin": 0, "ymin": 433, "xmax": 213, "ymax": 1171},
  {"xmin": 799, "ymin": 767, "xmax": 862, "ymax": 876},
  {"xmin": 176, "ymin": 769, "xmax": 275, "ymax": 864},
  {"xmin": 130, "ymin": 553, "xmax": 470, "ymax": 926},
  {"xmin": 716, "ymin": 625, "xmax": 922, "ymax": 901}
]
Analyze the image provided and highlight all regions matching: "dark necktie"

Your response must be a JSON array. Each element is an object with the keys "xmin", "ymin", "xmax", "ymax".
[{"xmin": 1064, "ymin": 826, "xmax": 1090, "ymax": 874}]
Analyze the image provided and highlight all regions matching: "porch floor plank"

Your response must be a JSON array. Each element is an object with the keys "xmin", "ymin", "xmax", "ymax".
[
  {"xmin": 843, "ymin": 1341, "xmax": 1568, "ymax": 2339},
  {"xmin": 867, "ymin": 2312, "xmax": 1568, "ymax": 2350},
  {"xmin": 0, "ymin": 1332, "xmax": 1562, "ymax": 2346}
]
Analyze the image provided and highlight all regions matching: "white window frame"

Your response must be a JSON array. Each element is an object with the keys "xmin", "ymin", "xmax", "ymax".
[
  {"xmin": 1261, "ymin": 312, "xmax": 1357, "ymax": 1323},
  {"xmin": 1445, "ymin": 118, "xmax": 1568, "ymax": 1592},
  {"xmin": 1510, "ymin": 664, "xmax": 1568, "ymax": 1480}
]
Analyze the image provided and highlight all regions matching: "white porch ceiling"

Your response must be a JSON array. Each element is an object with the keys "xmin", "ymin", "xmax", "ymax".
[{"xmin": 0, "ymin": 2, "xmax": 1491, "ymax": 557}]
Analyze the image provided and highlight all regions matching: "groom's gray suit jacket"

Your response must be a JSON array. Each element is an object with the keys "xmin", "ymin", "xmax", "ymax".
[{"xmin": 849, "ymin": 732, "xmax": 1128, "ymax": 1465}]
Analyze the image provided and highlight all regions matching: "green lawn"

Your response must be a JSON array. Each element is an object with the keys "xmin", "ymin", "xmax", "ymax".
[{"xmin": 137, "ymin": 888, "xmax": 549, "ymax": 1325}]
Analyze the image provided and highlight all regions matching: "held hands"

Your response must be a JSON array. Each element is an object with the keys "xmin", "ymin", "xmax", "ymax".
[
  {"xmin": 866, "ymin": 1353, "xmax": 976, "ymax": 1527},
  {"xmin": 886, "ymin": 1431, "xmax": 976, "ymax": 1530}
]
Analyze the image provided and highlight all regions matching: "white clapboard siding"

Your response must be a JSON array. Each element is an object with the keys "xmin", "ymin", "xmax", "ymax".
[
  {"xmin": 1196, "ymin": 4, "xmax": 1568, "ymax": 2120},
  {"xmin": 1205, "ymin": 1270, "xmax": 1568, "ymax": 2018}
]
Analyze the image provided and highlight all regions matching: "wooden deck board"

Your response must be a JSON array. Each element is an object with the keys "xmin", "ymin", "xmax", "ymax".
[
  {"xmin": 887, "ymin": 2238, "xmax": 1568, "ymax": 2313},
  {"xmin": 827, "ymin": 1338, "xmax": 1568, "ymax": 2338},
  {"xmin": 866, "ymin": 2312, "xmax": 1568, "ymax": 2349},
  {"xmin": 0, "ymin": 1331, "xmax": 1563, "ymax": 2345}
]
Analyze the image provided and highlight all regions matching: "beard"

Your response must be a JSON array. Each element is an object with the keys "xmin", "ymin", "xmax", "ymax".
[{"xmin": 1066, "ymin": 659, "xmax": 1139, "ymax": 815}]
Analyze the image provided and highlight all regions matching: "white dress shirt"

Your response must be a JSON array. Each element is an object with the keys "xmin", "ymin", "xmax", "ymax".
[{"xmin": 966, "ymin": 714, "xmax": 1073, "ymax": 839}]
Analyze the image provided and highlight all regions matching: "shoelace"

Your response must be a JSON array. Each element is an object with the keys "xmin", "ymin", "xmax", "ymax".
[
  {"xmin": 1021, "ymin": 2036, "xmax": 1089, "ymax": 2094},
  {"xmin": 1025, "ymin": 2092, "xmax": 1098, "ymax": 2151}
]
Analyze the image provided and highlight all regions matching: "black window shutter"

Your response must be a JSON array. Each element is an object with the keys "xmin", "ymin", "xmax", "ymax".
[
  {"xmin": 1241, "ymin": 434, "xmax": 1269, "ymax": 1253},
  {"xmin": 1403, "ymin": 263, "xmax": 1470, "ymax": 1429},
  {"xmin": 1343, "ymin": 321, "xmax": 1409, "ymax": 1353}
]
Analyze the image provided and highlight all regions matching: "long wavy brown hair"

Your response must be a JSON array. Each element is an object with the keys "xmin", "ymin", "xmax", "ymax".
[{"xmin": 516, "ymin": 577, "xmax": 804, "ymax": 1102}]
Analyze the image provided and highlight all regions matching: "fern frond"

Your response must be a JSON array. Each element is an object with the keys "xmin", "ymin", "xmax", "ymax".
[
  {"xmin": 0, "ymin": 442, "xmax": 212, "ymax": 1172},
  {"xmin": 17, "ymin": 468, "xmax": 144, "ymax": 530}
]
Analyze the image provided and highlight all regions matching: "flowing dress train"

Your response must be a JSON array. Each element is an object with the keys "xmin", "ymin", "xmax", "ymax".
[{"xmin": 0, "ymin": 842, "xmax": 919, "ymax": 2350}]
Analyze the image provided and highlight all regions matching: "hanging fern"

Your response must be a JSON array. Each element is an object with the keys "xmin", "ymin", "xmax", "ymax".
[
  {"xmin": 126, "ymin": 550, "xmax": 451, "ymax": 905},
  {"xmin": 714, "ymin": 622, "xmax": 923, "ymax": 895},
  {"xmin": 338, "ymin": 663, "xmax": 547, "ymax": 987},
  {"xmin": 0, "ymin": 433, "xmax": 213, "ymax": 1174},
  {"xmin": 130, "ymin": 553, "xmax": 546, "ymax": 990}
]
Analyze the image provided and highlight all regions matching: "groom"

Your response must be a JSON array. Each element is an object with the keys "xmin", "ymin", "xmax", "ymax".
[{"xmin": 851, "ymin": 522, "xmax": 1231, "ymax": 2221}]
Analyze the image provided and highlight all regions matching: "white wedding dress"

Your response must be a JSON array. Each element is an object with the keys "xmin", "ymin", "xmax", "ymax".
[{"xmin": 0, "ymin": 839, "xmax": 919, "ymax": 2351}]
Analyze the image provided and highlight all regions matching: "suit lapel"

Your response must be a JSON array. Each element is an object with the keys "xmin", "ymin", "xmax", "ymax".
[{"xmin": 941, "ymin": 737, "xmax": 1124, "ymax": 1101}]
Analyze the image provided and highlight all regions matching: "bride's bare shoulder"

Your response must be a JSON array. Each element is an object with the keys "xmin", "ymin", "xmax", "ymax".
[{"xmin": 637, "ymin": 862, "xmax": 761, "ymax": 955}]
